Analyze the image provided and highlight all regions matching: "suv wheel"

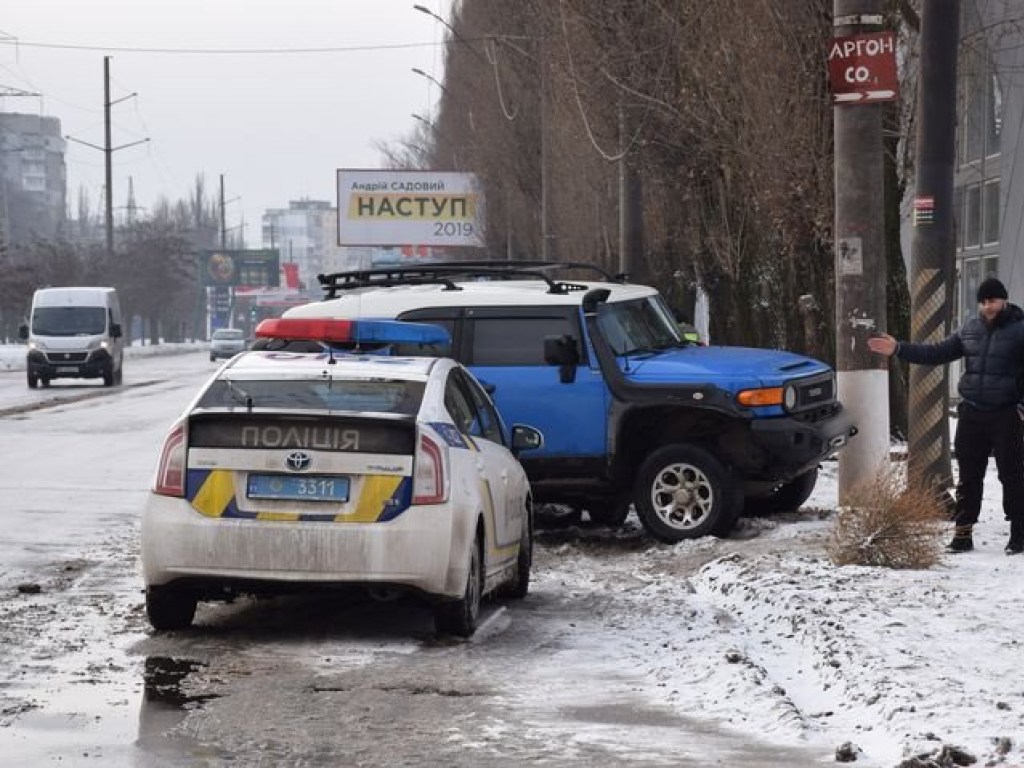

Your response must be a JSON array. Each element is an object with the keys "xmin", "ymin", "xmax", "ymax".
[
  {"xmin": 634, "ymin": 444, "xmax": 739, "ymax": 542},
  {"xmin": 746, "ymin": 467, "xmax": 819, "ymax": 515},
  {"xmin": 146, "ymin": 586, "xmax": 197, "ymax": 631},
  {"xmin": 434, "ymin": 530, "xmax": 482, "ymax": 637}
]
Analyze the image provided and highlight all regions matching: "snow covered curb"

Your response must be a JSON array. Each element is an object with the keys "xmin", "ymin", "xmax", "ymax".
[{"xmin": 686, "ymin": 550, "xmax": 1023, "ymax": 766}]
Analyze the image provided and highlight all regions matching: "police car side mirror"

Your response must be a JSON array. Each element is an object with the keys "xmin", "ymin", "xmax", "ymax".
[
  {"xmin": 543, "ymin": 335, "xmax": 579, "ymax": 384},
  {"xmin": 18, "ymin": 323, "xmax": 28, "ymax": 340},
  {"xmin": 511, "ymin": 424, "xmax": 544, "ymax": 454}
]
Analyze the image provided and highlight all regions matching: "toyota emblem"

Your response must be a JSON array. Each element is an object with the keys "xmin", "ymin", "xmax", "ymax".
[{"xmin": 285, "ymin": 451, "xmax": 311, "ymax": 471}]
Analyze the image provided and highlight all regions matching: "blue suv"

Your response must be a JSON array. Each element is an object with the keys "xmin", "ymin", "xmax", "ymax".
[{"xmin": 286, "ymin": 262, "xmax": 857, "ymax": 543}]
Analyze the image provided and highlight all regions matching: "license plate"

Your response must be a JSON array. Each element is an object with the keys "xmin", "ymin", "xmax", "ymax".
[
  {"xmin": 247, "ymin": 474, "xmax": 350, "ymax": 502},
  {"xmin": 57, "ymin": 366, "xmax": 77, "ymax": 373}
]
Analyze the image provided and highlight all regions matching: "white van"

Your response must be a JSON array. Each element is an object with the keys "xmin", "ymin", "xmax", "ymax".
[{"xmin": 19, "ymin": 287, "xmax": 124, "ymax": 388}]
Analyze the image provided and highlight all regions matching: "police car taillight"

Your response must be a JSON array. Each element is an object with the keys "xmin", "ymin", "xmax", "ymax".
[
  {"xmin": 412, "ymin": 432, "xmax": 449, "ymax": 504},
  {"xmin": 153, "ymin": 422, "xmax": 186, "ymax": 497}
]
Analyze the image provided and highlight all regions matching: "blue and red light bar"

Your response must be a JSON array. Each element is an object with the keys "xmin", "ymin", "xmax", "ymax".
[{"xmin": 255, "ymin": 317, "xmax": 450, "ymax": 346}]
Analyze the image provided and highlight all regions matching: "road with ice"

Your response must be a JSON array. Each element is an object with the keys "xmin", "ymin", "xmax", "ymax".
[{"xmin": 0, "ymin": 349, "xmax": 1019, "ymax": 767}]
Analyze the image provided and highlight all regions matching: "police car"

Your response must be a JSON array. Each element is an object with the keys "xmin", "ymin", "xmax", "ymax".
[{"xmin": 142, "ymin": 318, "xmax": 543, "ymax": 636}]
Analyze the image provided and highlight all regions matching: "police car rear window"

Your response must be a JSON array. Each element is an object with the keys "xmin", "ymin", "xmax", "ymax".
[{"xmin": 196, "ymin": 379, "xmax": 425, "ymax": 415}]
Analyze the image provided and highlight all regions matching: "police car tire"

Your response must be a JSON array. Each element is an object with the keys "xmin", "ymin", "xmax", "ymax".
[
  {"xmin": 502, "ymin": 510, "xmax": 532, "ymax": 600},
  {"xmin": 635, "ymin": 444, "xmax": 736, "ymax": 543},
  {"xmin": 434, "ymin": 530, "xmax": 482, "ymax": 637},
  {"xmin": 146, "ymin": 586, "xmax": 197, "ymax": 631}
]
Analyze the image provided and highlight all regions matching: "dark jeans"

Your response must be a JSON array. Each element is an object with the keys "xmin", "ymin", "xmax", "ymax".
[{"xmin": 954, "ymin": 403, "xmax": 1024, "ymax": 525}]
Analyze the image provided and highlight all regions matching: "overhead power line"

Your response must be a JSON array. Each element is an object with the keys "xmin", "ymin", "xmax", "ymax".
[{"xmin": 0, "ymin": 38, "xmax": 466, "ymax": 56}]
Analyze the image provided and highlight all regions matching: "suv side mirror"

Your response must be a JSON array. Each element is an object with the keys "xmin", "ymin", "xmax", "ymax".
[
  {"xmin": 511, "ymin": 424, "xmax": 544, "ymax": 454},
  {"xmin": 543, "ymin": 334, "xmax": 579, "ymax": 384},
  {"xmin": 18, "ymin": 323, "xmax": 28, "ymax": 341},
  {"xmin": 109, "ymin": 323, "xmax": 123, "ymax": 339}
]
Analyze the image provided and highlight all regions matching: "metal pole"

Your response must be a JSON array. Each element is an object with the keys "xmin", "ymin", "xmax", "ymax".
[
  {"xmin": 618, "ymin": 103, "xmax": 643, "ymax": 281},
  {"xmin": 104, "ymin": 56, "xmax": 114, "ymax": 258},
  {"xmin": 834, "ymin": 0, "xmax": 890, "ymax": 502},
  {"xmin": 908, "ymin": 0, "xmax": 960, "ymax": 489}
]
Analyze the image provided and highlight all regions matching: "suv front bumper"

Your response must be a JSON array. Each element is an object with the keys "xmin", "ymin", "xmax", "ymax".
[
  {"xmin": 749, "ymin": 407, "xmax": 857, "ymax": 480},
  {"xmin": 28, "ymin": 348, "xmax": 112, "ymax": 379}
]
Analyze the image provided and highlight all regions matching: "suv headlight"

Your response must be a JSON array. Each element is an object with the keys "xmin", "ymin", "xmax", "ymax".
[{"xmin": 783, "ymin": 383, "xmax": 798, "ymax": 411}]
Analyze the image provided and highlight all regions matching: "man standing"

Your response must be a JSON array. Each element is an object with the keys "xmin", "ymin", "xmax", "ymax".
[{"xmin": 867, "ymin": 277, "xmax": 1024, "ymax": 554}]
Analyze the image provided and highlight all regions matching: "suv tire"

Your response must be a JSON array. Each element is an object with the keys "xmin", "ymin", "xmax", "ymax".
[
  {"xmin": 746, "ymin": 467, "xmax": 819, "ymax": 515},
  {"xmin": 634, "ymin": 444, "xmax": 739, "ymax": 543},
  {"xmin": 434, "ymin": 530, "xmax": 482, "ymax": 637}
]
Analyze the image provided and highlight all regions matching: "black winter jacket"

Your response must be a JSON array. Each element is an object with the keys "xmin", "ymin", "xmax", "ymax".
[{"xmin": 896, "ymin": 303, "xmax": 1024, "ymax": 410}]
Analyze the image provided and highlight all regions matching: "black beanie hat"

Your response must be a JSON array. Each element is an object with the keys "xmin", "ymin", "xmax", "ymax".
[{"xmin": 977, "ymin": 277, "xmax": 1008, "ymax": 302}]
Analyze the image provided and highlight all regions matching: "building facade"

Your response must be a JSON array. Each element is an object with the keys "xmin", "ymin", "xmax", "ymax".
[
  {"xmin": 954, "ymin": 2, "xmax": 1021, "ymax": 322},
  {"xmin": 261, "ymin": 199, "xmax": 353, "ymax": 299},
  {"xmin": 0, "ymin": 112, "xmax": 66, "ymax": 246}
]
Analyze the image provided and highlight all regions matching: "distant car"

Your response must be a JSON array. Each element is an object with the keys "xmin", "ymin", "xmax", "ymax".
[
  {"xmin": 142, "ymin": 318, "xmax": 543, "ymax": 637},
  {"xmin": 209, "ymin": 328, "xmax": 247, "ymax": 361}
]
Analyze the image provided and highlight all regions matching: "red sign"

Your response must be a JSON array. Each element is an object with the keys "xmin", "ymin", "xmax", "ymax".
[{"xmin": 828, "ymin": 31, "xmax": 898, "ymax": 104}]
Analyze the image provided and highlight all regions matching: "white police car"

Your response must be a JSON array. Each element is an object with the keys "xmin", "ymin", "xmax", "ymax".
[{"xmin": 142, "ymin": 318, "xmax": 543, "ymax": 636}]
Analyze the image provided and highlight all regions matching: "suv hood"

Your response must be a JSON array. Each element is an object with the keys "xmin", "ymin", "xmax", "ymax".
[{"xmin": 621, "ymin": 346, "xmax": 830, "ymax": 389}]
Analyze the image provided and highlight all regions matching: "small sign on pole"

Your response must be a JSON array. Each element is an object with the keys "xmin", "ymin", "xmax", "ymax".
[{"xmin": 828, "ymin": 31, "xmax": 898, "ymax": 104}]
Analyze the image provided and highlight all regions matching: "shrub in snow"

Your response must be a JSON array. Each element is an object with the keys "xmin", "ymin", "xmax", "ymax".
[{"xmin": 826, "ymin": 465, "xmax": 947, "ymax": 569}]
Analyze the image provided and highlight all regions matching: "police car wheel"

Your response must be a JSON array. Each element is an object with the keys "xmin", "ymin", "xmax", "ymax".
[
  {"xmin": 502, "ymin": 509, "xmax": 532, "ymax": 600},
  {"xmin": 146, "ymin": 586, "xmax": 197, "ymax": 631},
  {"xmin": 635, "ymin": 444, "xmax": 738, "ymax": 543},
  {"xmin": 434, "ymin": 530, "xmax": 483, "ymax": 637}
]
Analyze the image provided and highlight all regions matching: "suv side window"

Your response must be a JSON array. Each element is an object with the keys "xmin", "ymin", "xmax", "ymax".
[{"xmin": 466, "ymin": 309, "xmax": 582, "ymax": 366}]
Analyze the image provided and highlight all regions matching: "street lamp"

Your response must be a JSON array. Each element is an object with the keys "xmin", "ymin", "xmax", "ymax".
[{"xmin": 412, "ymin": 4, "xmax": 487, "ymax": 63}]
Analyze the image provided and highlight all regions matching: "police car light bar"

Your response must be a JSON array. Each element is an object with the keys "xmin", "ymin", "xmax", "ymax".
[{"xmin": 255, "ymin": 318, "xmax": 450, "ymax": 346}]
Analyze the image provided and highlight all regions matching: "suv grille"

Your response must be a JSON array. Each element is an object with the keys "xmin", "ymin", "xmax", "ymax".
[
  {"xmin": 44, "ymin": 351, "xmax": 89, "ymax": 363},
  {"xmin": 788, "ymin": 372, "xmax": 836, "ymax": 423}
]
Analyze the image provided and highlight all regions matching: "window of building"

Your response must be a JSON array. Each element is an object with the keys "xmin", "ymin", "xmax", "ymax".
[
  {"xmin": 983, "ymin": 178, "xmax": 1000, "ymax": 245},
  {"xmin": 964, "ymin": 183, "xmax": 982, "ymax": 247}
]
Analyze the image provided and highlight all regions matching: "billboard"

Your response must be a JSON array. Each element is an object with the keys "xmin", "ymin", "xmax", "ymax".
[
  {"xmin": 200, "ymin": 249, "xmax": 281, "ymax": 287},
  {"xmin": 336, "ymin": 169, "xmax": 484, "ymax": 248}
]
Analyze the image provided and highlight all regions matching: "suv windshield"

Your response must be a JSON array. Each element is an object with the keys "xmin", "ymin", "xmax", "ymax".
[
  {"xmin": 32, "ymin": 306, "xmax": 106, "ymax": 337},
  {"xmin": 196, "ymin": 378, "xmax": 425, "ymax": 414},
  {"xmin": 596, "ymin": 296, "xmax": 684, "ymax": 355}
]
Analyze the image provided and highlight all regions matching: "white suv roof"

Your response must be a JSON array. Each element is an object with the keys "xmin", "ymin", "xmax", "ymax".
[{"xmin": 286, "ymin": 278, "xmax": 658, "ymax": 320}]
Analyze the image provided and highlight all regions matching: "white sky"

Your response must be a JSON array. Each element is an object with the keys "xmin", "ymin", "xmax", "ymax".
[{"xmin": 0, "ymin": 1, "xmax": 453, "ymax": 245}]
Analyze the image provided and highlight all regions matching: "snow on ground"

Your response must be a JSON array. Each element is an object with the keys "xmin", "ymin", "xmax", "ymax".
[
  {"xmin": 638, "ymin": 461, "xmax": 1024, "ymax": 767},
  {"xmin": 0, "ymin": 341, "xmax": 205, "ymax": 371}
]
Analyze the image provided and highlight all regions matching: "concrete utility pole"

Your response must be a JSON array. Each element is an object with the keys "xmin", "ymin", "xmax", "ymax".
[
  {"xmin": 907, "ymin": 0, "xmax": 960, "ymax": 488},
  {"xmin": 618, "ymin": 103, "xmax": 643, "ymax": 281},
  {"xmin": 65, "ymin": 57, "xmax": 147, "ymax": 258},
  {"xmin": 833, "ymin": 0, "xmax": 890, "ymax": 502},
  {"xmin": 220, "ymin": 173, "xmax": 227, "ymax": 250}
]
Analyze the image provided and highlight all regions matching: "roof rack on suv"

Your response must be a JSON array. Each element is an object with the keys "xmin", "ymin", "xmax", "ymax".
[{"xmin": 317, "ymin": 261, "xmax": 628, "ymax": 300}]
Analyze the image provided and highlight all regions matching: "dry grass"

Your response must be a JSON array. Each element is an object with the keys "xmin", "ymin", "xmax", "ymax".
[{"xmin": 826, "ymin": 466, "xmax": 950, "ymax": 569}]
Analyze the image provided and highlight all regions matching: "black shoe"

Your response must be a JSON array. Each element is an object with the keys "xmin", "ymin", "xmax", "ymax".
[{"xmin": 947, "ymin": 525, "xmax": 974, "ymax": 553}]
